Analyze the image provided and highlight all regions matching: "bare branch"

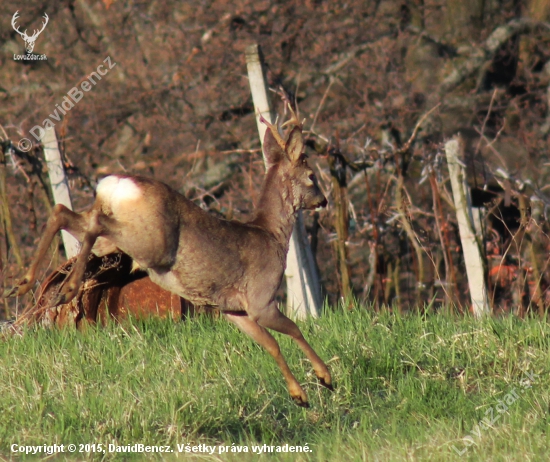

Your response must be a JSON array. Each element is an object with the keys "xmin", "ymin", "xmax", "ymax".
[{"xmin": 438, "ymin": 19, "xmax": 550, "ymax": 96}]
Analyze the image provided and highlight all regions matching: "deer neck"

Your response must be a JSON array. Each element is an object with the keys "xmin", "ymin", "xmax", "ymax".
[{"xmin": 251, "ymin": 168, "xmax": 296, "ymax": 249}]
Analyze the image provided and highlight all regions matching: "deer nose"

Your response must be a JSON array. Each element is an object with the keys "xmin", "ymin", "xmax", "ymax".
[{"xmin": 317, "ymin": 197, "xmax": 328, "ymax": 208}]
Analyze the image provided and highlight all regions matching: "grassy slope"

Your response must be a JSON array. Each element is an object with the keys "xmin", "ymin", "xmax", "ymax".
[{"xmin": 0, "ymin": 308, "xmax": 549, "ymax": 461}]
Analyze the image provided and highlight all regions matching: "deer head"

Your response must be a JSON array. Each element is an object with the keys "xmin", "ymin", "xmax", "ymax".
[
  {"xmin": 12, "ymin": 11, "xmax": 49, "ymax": 54},
  {"xmin": 260, "ymin": 106, "xmax": 327, "ymax": 212}
]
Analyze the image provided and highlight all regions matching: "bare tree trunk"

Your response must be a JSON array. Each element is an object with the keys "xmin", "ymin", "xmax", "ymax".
[
  {"xmin": 445, "ymin": 0, "xmax": 487, "ymax": 41},
  {"xmin": 0, "ymin": 144, "xmax": 23, "ymax": 268},
  {"xmin": 328, "ymin": 147, "xmax": 352, "ymax": 303}
]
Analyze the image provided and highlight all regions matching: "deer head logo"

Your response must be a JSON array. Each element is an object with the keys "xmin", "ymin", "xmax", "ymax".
[{"xmin": 12, "ymin": 11, "xmax": 49, "ymax": 54}]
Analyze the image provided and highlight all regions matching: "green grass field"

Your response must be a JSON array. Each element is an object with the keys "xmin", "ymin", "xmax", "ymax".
[{"xmin": 1, "ymin": 307, "xmax": 549, "ymax": 461}]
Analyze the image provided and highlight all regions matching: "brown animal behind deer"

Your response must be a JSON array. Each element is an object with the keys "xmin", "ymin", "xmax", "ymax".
[{"xmin": 5, "ymin": 109, "xmax": 332, "ymax": 406}]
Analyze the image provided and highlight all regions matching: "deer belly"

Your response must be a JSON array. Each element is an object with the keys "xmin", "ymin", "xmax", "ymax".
[
  {"xmin": 146, "ymin": 269, "xmax": 247, "ymax": 310},
  {"xmin": 110, "ymin": 228, "xmax": 176, "ymax": 269}
]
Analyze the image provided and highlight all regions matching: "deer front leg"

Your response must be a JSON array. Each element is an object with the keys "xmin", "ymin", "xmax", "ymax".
[
  {"xmin": 257, "ymin": 304, "xmax": 333, "ymax": 390},
  {"xmin": 224, "ymin": 312, "xmax": 309, "ymax": 407},
  {"xmin": 3, "ymin": 204, "xmax": 87, "ymax": 298}
]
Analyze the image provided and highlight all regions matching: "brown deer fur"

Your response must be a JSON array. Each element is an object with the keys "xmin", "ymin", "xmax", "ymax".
[{"xmin": 5, "ymin": 112, "xmax": 332, "ymax": 406}]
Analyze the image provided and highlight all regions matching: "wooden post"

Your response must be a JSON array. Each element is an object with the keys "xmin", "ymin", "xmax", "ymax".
[
  {"xmin": 245, "ymin": 44, "xmax": 323, "ymax": 319},
  {"xmin": 41, "ymin": 127, "xmax": 80, "ymax": 259},
  {"xmin": 445, "ymin": 135, "xmax": 489, "ymax": 317}
]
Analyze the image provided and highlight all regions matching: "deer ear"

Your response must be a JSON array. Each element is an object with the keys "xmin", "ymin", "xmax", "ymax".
[
  {"xmin": 285, "ymin": 127, "xmax": 303, "ymax": 163},
  {"xmin": 263, "ymin": 127, "xmax": 285, "ymax": 167}
]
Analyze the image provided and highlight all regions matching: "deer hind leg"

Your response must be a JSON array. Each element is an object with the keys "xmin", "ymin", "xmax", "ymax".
[
  {"xmin": 257, "ymin": 304, "xmax": 333, "ymax": 390},
  {"xmin": 223, "ymin": 312, "xmax": 309, "ymax": 407},
  {"xmin": 3, "ymin": 204, "xmax": 88, "ymax": 298},
  {"xmin": 53, "ymin": 209, "xmax": 104, "ymax": 306}
]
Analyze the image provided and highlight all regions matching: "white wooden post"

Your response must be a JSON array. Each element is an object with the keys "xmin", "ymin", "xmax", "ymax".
[
  {"xmin": 41, "ymin": 127, "xmax": 80, "ymax": 259},
  {"xmin": 245, "ymin": 44, "xmax": 323, "ymax": 319},
  {"xmin": 445, "ymin": 135, "xmax": 489, "ymax": 317}
]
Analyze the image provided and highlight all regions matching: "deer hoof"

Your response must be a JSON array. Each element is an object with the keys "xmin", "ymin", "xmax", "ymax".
[
  {"xmin": 290, "ymin": 386, "xmax": 309, "ymax": 407},
  {"xmin": 293, "ymin": 395, "xmax": 310, "ymax": 408},
  {"xmin": 52, "ymin": 287, "xmax": 78, "ymax": 306},
  {"xmin": 3, "ymin": 278, "xmax": 32, "ymax": 298},
  {"xmin": 50, "ymin": 293, "xmax": 67, "ymax": 307},
  {"xmin": 3, "ymin": 286, "xmax": 20, "ymax": 298},
  {"xmin": 319, "ymin": 377, "xmax": 335, "ymax": 391},
  {"xmin": 316, "ymin": 370, "xmax": 334, "ymax": 391}
]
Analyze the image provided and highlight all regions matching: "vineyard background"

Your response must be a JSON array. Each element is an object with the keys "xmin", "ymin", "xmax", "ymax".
[{"xmin": 1, "ymin": 0, "xmax": 550, "ymax": 318}]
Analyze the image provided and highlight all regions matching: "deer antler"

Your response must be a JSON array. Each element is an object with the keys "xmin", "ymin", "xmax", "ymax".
[
  {"xmin": 11, "ymin": 11, "xmax": 26, "ymax": 38},
  {"xmin": 259, "ymin": 114, "xmax": 286, "ymax": 150},
  {"xmin": 32, "ymin": 13, "xmax": 49, "ymax": 39},
  {"xmin": 259, "ymin": 103, "xmax": 303, "ymax": 149},
  {"xmin": 11, "ymin": 11, "xmax": 48, "ymax": 40},
  {"xmin": 281, "ymin": 103, "xmax": 302, "ymax": 130}
]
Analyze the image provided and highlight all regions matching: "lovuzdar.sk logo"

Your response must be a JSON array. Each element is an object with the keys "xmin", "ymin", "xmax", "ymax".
[{"xmin": 12, "ymin": 10, "xmax": 49, "ymax": 61}]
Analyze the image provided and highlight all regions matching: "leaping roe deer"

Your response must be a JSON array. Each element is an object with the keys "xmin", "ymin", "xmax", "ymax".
[{"xmin": 5, "ymin": 107, "xmax": 332, "ymax": 406}]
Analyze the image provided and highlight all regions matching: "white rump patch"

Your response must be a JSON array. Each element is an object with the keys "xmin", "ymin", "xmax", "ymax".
[{"xmin": 96, "ymin": 176, "xmax": 142, "ymax": 211}]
